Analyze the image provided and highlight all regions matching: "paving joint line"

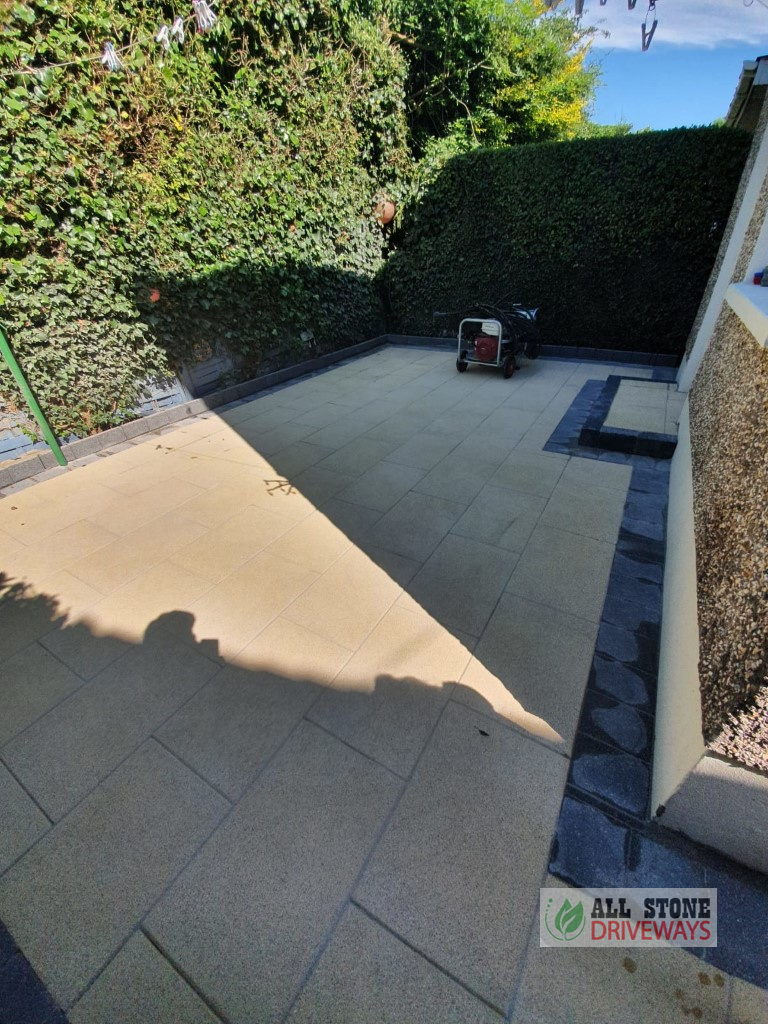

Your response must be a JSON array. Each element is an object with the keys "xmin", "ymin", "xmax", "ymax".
[
  {"xmin": 150, "ymin": 734, "xmax": 235, "ymax": 806},
  {"xmin": 141, "ymin": 928, "xmax": 232, "ymax": 1024},
  {"xmin": 446, "ymin": 693, "xmax": 571, "ymax": 763},
  {"xmin": 131, "ymin": 701, "xmax": 327, "ymax": 950},
  {"xmin": 502, "ymin": 853, "xmax": 561, "ymax": 1022},
  {"xmin": 349, "ymin": 899, "xmax": 506, "ymax": 1020},
  {"xmin": 59, "ymin": 705, "xmax": 336, "ymax": 1016},
  {"xmin": 280, "ymin": 696, "xmax": 456, "ymax": 1021},
  {"xmin": 301, "ymin": 717, "xmax": 408, "ymax": 782},
  {"xmin": 0, "ymin": 752, "xmax": 55, "ymax": 844},
  {"xmin": 0, "ymin": 650, "xmax": 223, "ymax": 842},
  {"xmin": 1, "ymin": 634, "xmax": 95, "ymax": 727}
]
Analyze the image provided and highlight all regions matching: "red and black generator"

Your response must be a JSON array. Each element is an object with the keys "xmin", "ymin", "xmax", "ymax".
[{"xmin": 455, "ymin": 306, "xmax": 540, "ymax": 379}]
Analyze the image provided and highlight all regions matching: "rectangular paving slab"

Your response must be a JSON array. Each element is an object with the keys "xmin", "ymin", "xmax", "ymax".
[
  {"xmin": 398, "ymin": 533, "xmax": 519, "ymax": 638},
  {"xmin": 0, "ymin": 571, "xmax": 102, "ymax": 663},
  {"xmin": 505, "ymin": 523, "xmax": 616, "ymax": 625},
  {"xmin": 354, "ymin": 701, "xmax": 568, "ymax": 1012},
  {"xmin": 38, "ymin": 619, "xmax": 130, "ymax": 682},
  {"xmin": 366, "ymin": 491, "xmax": 467, "ymax": 562},
  {"xmin": 489, "ymin": 450, "xmax": 567, "ymax": 498},
  {"xmin": 338, "ymin": 461, "xmax": 426, "ymax": 514},
  {"xmin": 313, "ymin": 438, "xmax": 398, "ymax": 478},
  {"xmin": 145, "ymin": 721, "xmax": 401, "ymax": 1024},
  {"xmin": 539, "ymin": 478, "xmax": 627, "ymax": 544},
  {"xmin": 154, "ymin": 617, "xmax": 351, "ymax": 800},
  {"xmin": 308, "ymin": 604, "xmax": 472, "ymax": 776},
  {"xmin": 2, "ymin": 629, "xmax": 220, "ymax": 820},
  {"xmin": 286, "ymin": 905, "xmax": 502, "ymax": 1024},
  {"xmin": 0, "ymin": 740, "xmax": 228, "ymax": 1008},
  {"xmin": 167, "ymin": 505, "xmax": 294, "ymax": 583},
  {"xmin": 450, "ymin": 485, "xmax": 547, "ymax": 553},
  {"xmin": 383, "ymin": 432, "xmax": 460, "ymax": 471},
  {"xmin": 68, "ymin": 933, "xmax": 219, "ymax": 1024},
  {"xmin": 0, "ymin": 764, "xmax": 49, "ymax": 874},
  {"xmin": 0, "ymin": 641, "xmax": 86, "ymax": 746},
  {"xmin": 458, "ymin": 592, "xmax": 598, "ymax": 750},
  {"xmin": 282, "ymin": 546, "xmax": 401, "ymax": 651},
  {"xmin": 182, "ymin": 550, "xmax": 320, "ymax": 660}
]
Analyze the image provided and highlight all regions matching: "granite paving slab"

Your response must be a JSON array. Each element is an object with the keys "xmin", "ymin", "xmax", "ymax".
[
  {"xmin": 505, "ymin": 523, "xmax": 616, "ymax": 624},
  {"xmin": 0, "ymin": 741, "xmax": 227, "ymax": 1007},
  {"xmin": 67, "ymin": 934, "xmax": 219, "ymax": 1024},
  {"xmin": 2, "ymin": 629, "xmax": 220, "ymax": 820},
  {"xmin": 307, "ymin": 604, "xmax": 472, "ymax": 775},
  {"xmin": 457, "ymin": 592, "xmax": 598, "ymax": 750},
  {"xmin": 0, "ymin": 764, "xmax": 50, "ymax": 874},
  {"xmin": 355, "ymin": 701, "xmax": 568, "ymax": 1012},
  {"xmin": 286, "ymin": 905, "xmax": 502, "ymax": 1024},
  {"xmin": 145, "ymin": 722, "xmax": 401, "ymax": 1024},
  {"xmin": 0, "ymin": 642, "xmax": 85, "ymax": 745}
]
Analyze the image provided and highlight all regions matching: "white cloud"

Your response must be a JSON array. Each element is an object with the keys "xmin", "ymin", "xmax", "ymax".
[{"xmin": 573, "ymin": 0, "xmax": 768, "ymax": 50}]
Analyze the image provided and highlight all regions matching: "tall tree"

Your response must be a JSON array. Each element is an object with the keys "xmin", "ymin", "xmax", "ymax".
[{"xmin": 383, "ymin": 0, "xmax": 598, "ymax": 151}]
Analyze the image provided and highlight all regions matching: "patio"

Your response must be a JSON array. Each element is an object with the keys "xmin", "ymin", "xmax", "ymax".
[{"xmin": 0, "ymin": 346, "xmax": 762, "ymax": 1023}]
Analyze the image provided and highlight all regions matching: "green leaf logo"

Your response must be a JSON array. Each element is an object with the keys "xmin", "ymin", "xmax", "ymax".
[{"xmin": 547, "ymin": 897, "xmax": 586, "ymax": 941}]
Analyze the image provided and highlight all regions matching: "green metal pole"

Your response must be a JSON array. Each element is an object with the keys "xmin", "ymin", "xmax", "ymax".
[{"xmin": 0, "ymin": 325, "xmax": 67, "ymax": 467}]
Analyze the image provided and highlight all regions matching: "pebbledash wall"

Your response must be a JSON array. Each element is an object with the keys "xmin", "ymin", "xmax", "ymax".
[{"xmin": 653, "ymin": 63, "xmax": 768, "ymax": 873}]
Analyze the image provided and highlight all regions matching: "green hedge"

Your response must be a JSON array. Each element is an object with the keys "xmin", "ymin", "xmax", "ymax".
[{"xmin": 385, "ymin": 128, "xmax": 751, "ymax": 355}]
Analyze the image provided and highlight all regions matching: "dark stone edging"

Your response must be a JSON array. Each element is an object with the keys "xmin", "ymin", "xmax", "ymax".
[
  {"xmin": 542, "ymin": 344, "xmax": 679, "ymax": 367},
  {"xmin": 0, "ymin": 336, "xmax": 389, "ymax": 490},
  {"xmin": 545, "ymin": 377, "xmax": 768, "ymax": 989}
]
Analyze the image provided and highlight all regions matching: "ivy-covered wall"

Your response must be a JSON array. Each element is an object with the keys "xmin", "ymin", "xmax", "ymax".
[
  {"xmin": 1, "ymin": 0, "xmax": 410, "ymax": 437},
  {"xmin": 385, "ymin": 128, "xmax": 751, "ymax": 354}
]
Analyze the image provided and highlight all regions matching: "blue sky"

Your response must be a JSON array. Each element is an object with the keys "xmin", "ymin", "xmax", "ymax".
[{"xmin": 575, "ymin": 0, "xmax": 768, "ymax": 129}]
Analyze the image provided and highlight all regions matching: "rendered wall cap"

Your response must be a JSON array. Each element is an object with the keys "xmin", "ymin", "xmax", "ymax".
[
  {"xmin": 652, "ymin": 406, "xmax": 706, "ymax": 812},
  {"xmin": 663, "ymin": 754, "xmax": 768, "ymax": 874},
  {"xmin": 726, "ymin": 282, "xmax": 768, "ymax": 348}
]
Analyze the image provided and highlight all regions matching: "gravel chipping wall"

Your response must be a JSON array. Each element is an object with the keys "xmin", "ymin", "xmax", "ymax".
[{"xmin": 689, "ymin": 306, "xmax": 768, "ymax": 772}]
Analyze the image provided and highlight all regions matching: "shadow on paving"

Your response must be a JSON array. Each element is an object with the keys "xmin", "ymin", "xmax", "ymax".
[
  {"xmin": 0, "ymin": 577, "xmax": 756, "ymax": 1024},
  {"xmin": 128, "ymin": 265, "xmax": 612, "ymax": 759},
  {"xmin": 0, "ymin": 575, "xmax": 534, "ymax": 1024},
  {"xmin": 181, "ymin": 350, "xmax": 603, "ymax": 754}
]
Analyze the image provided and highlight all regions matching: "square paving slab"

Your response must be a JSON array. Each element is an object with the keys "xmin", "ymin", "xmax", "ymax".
[{"xmin": 604, "ymin": 379, "xmax": 685, "ymax": 436}]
